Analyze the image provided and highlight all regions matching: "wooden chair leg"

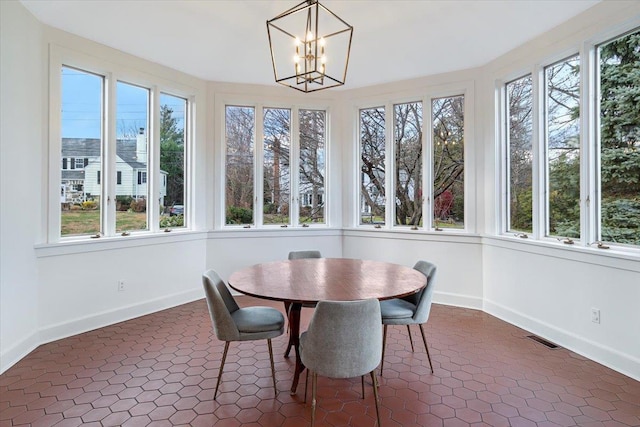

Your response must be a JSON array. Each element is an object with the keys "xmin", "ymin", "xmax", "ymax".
[
  {"xmin": 419, "ymin": 324, "xmax": 434, "ymax": 373},
  {"xmin": 370, "ymin": 370, "xmax": 382, "ymax": 427},
  {"xmin": 311, "ymin": 372, "xmax": 318, "ymax": 427},
  {"xmin": 304, "ymin": 369, "xmax": 309, "ymax": 403},
  {"xmin": 407, "ymin": 325, "xmax": 415, "ymax": 352},
  {"xmin": 267, "ymin": 339, "xmax": 277, "ymax": 396},
  {"xmin": 214, "ymin": 341, "xmax": 230, "ymax": 400},
  {"xmin": 361, "ymin": 375, "xmax": 365, "ymax": 399},
  {"xmin": 380, "ymin": 325, "xmax": 388, "ymax": 375}
]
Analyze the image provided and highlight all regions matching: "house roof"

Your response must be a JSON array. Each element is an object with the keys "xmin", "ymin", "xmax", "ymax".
[{"xmin": 62, "ymin": 138, "xmax": 147, "ymax": 169}]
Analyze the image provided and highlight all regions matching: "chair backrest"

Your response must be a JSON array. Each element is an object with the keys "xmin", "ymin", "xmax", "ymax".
[
  {"xmin": 301, "ymin": 298, "xmax": 382, "ymax": 379},
  {"xmin": 202, "ymin": 269, "xmax": 241, "ymax": 342},
  {"xmin": 408, "ymin": 260, "xmax": 437, "ymax": 323},
  {"xmin": 288, "ymin": 250, "xmax": 322, "ymax": 260}
]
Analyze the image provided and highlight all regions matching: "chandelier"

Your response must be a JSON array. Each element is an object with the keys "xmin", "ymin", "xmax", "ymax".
[{"xmin": 267, "ymin": 0, "xmax": 353, "ymax": 93}]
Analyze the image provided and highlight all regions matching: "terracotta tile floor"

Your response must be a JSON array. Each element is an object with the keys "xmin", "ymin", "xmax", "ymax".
[{"xmin": 1, "ymin": 297, "xmax": 639, "ymax": 427}]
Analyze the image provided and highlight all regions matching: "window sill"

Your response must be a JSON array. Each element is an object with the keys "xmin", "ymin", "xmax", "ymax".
[
  {"xmin": 485, "ymin": 234, "xmax": 640, "ymax": 273},
  {"xmin": 35, "ymin": 229, "xmax": 207, "ymax": 258}
]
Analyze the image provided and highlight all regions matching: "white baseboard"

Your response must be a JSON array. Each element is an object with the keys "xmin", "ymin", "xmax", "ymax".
[
  {"xmin": 1, "ymin": 288, "xmax": 203, "ymax": 375},
  {"xmin": 484, "ymin": 299, "xmax": 640, "ymax": 381},
  {"xmin": 433, "ymin": 291, "xmax": 483, "ymax": 310}
]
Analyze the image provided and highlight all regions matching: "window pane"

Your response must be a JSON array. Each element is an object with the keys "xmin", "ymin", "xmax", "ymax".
[
  {"xmin": 598, "ymin": 30, "xmax": 640, "ymax": 246},
  {"xmin": 116, "ymin": 82, "xmax": 149, "ymax": 233},
  {"xmin": 506, "ymin": 76, "xmax": 533, "ymax": 233},
  {"xmin": 360, "ymin": 107, "xmax": 386, "ymax": 225},
  {"xmin": 160, "ymin": 93, "xmax": 187, "ymax": 229},
  {"xmin": 299, "ymin": 109, "xmax": 326, "ymax": 224},
  {"xmin": 394, "ymin": 102, "xmax": 422, "ymax": 227},
  {"xmin": 60, "ymin": 66, "xmax": 103, "ymax": 237},
  {"xmin": 225, "ymin": 106, "xmax": 255, "ymax": 225},
  {"xmin": 433, "ymin": 96, "xmax": 464, "ymax": 230},
  {"xmin": 263, "ymin": 108, "xmax": 291, "ymax": 225},
  {"xmin": 545, "ymin": 56, "xmax": 580, "ymax": 238}
]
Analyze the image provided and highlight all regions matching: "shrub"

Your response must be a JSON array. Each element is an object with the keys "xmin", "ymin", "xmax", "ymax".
[
  {"xmin": 81, "ymin": 200, "xmax": 98, "ymax": 210},
  {"xmin": 130, "ymin": 198, "xmax": 146, "ymax": 213},
  {"xmin": 160, "ymin": 215, "xmax": 184, "ymax": 228},
  {"xmin": 226, "ymin": 206, "xmax": 253, "ymax": 224}
]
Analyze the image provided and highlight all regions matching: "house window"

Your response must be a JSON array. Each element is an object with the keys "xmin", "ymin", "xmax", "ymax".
[
  {"xmin": 137, "ymin": 171, "xmax": 147, "ymax": 184},
  {"xmin": 505, "ymin": 75, "xmax": 533, "ymax": 234},
  {"xmin": 359, "ymin": 106, "xmax": 386, "ymax": 226},
  {"xmin": 74, "ymin": 158, "xmax": 85, "ymax": 169},
  {"xmin": 60, "ymin": 66, "xmax": 102, "ymax": 237},
  {"xmin": 545, "ymin": 55, "xmax": 581, "ymax": 239},
  {"xmin": 225, "ymin": 105, "xmax": 255, "ymax": 226},
  {"xmin": 299, "ymin": 109, "xmax": 326, "ymax": 225},
  {"xmin": 432, "ymin": 95, "xmax": 465, "ymax": 230},
  {"xmin": 597, "ymin": 29, "xmax": 640, "ymax": 246},
  {"xmin": 160, "ymin": 93, "xmax": 187, "ymax": 228},
  {"xmin": 117, "ymin": 171, "xmax": 122, "ymax": 185},
  {"xmin": 394, "ymin": 101, "xmax": 422, "ymax": 227},
  {"xmin": 116, "ymin": 81, "xmax": 149, "ymax": 233},
  {"xmin": 263, "ymin": 107, "xmax": 291, "ymax": 225}
]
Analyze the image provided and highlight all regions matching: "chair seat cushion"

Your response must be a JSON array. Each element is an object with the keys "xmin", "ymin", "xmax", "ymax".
[
  {"xmin": 232, "ymin": 307, "xmax": 285, "ymax": 333},
  {"xmin": 380, "ymin": 298, "xmax": 415, "ymax": 320}
]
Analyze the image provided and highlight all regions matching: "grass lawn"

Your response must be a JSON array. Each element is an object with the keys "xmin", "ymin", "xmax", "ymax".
[{"xmin": 61, "ymin": 210, "xmax": 147, "ymax": 236}]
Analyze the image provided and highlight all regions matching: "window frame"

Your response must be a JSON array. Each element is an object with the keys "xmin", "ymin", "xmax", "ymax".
[
  {"xmin": 48, "ymin": 46, "xmax": 195, "ymax": 243},
  {"xmin": 498, "ymin": 25, "xmax": 640, "ymax": 253},
  {"xmin": 354, "ymin": 82, "xmax": 475, "ymax": 233},
  {"xmin": 217, "ymin": 96, "xmax": 332, "ymax": 229}
]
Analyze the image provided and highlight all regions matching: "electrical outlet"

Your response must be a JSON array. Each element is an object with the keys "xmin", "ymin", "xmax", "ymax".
[
  {"xmin": 118, "ymin": 280, "xmax": 125, "ymax": 292},
  {"xmin": 591, "ymin": 308, "xmax": 600, "ymax": 324}
]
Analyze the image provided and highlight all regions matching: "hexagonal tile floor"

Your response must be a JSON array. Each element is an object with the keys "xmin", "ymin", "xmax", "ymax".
[{"xmin": 1, "ymin": 297, "xmax": 639, "ymax": 426}]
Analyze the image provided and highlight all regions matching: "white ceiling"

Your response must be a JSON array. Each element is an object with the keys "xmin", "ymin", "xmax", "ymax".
[{"xmin": 21, "ymin": 0, "xmax": 600, "ymax": 89}]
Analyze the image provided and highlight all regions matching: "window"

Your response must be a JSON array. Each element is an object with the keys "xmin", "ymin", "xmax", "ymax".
[
  {"xmin": 359, "ymin": 107, "xmax": 386, "ymax": 226},
  {"xmin": 225, "ymin": 105, "xmax": 255, "ymax": 226},
  {"xmin": 60, "ymin": 66, "xmax": 102, "ymax": 237},
  {"xmin": 545, "ymin": 55, "xmax": 581, "ymax": 239},
  {"xmin": 223, "ymin": 103, "xmax": 329, "ymax": 227},
  {"xmin": 299, "ymin": 109, "xmax": 326, "ymax": 224},
  {"xmin": 597, "ymin": 30, "xmax": 640, "ymax": 246},
  {"xmin": 500, "ymin": 28, "xmax": 639, "ymax": 249},
  {"xmin": 432, "ymin": 95, "xmax": 465, "ymax": 230},
  {"xmin": 394, "ymin": 101, "xmax": 422, "ymax": 227},
  {"xmin": 160, "ymin": 93, "xmax": 187, "ymax": 228},
  {"xmin": 506, "ymin": 76, "xmax": 533, "ymax": 233},
  {"xmin": 263, "ymin": 108, "xmax": 291, "ymax": 225},
  {"xmin": 54, "ymin": 58, "xmax": 193, "ymax": 241}
]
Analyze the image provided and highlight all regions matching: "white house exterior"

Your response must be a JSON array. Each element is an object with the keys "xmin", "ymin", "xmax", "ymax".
[{"xmin": 61, "ymin": 133, "xmax": 167, "ymax": 206}]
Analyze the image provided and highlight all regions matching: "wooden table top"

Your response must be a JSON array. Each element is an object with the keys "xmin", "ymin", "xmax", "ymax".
[{"xmin": 228, "ymin": 258, "xmax": 426, "ymax": 304}]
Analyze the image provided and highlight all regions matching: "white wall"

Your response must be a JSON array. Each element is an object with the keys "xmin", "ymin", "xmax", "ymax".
[{"xmin": 0, "ymin": 0, "xmax": 44, "ymax": 372}]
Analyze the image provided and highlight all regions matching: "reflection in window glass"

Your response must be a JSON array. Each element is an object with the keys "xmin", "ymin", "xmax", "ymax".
[
  {"xmin": 263, "ymin": 108, "xmax": 291, "ymax": 225},
  {"xmin": 433, "ymin": 96, "xmax": 465, "ymax": 230},
  {"xmin": 225, "ymin": 106, "xmax": 255, "ymax": 225},
  {"xmin": 598, "ymin": 30, "xmax": 640, "ymax": 246},
  {"xmin": 60, "ymin": 66, "xmax": 103, "ymax": 237},
  {"xmin": 394, "ymin": 102, "xmax": 422, "ymax": 227},
  {"xmin": 506, "ymin": 76, "xmax": 533, "ymax": 233},
  {"xmin": 299, "ymin": 109, "xmax": 326, "ymax": 224},
  {"xmin": 115, "ymin": 81, "xmax": 149, "ymax": 233},
  {"xmin": 160, "ymin": 93, "xmax": 187, "ymax": 229},
  {"xmin": 545, "ymin": 56, "xmax": 580, "ymax": 239},
  {"xmin": 360, "ymin": 107, "xmax": 386, "ymax": 226}
]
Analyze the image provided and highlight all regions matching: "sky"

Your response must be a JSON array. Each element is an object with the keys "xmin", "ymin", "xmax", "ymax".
[{"xmin": 61, "ymin": 66, "xmax": 185, "ymax": 139}]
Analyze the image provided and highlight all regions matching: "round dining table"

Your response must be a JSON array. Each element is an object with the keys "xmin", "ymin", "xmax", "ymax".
[{"xmin": 228, "ymin": 258, "xmax": 427, "ymax": 394}]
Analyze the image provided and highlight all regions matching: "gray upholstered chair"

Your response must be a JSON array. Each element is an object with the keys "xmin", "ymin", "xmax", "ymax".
[
  {"xmin": 202, "ymin": 269, "xmax": 285, "ymax": 399},
  {"xmin": 380, "ymin": 260, "xmax": 436, "ymax": 375},
  {"xmin": 284, "ymin": 250, "xmax": 322, "ymax": 356},
  {"xmin": 300, "ymin": 299, "xmax": 383, "ymax": 427}
]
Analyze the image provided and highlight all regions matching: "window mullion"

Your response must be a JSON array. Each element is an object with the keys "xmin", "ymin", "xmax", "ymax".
[
  {"xmin": 104, "ymin": 73, "xmax": 117, "ymax": 237},
  {"xmin": 255, "ymin": 105, "xmax": 264, "ymax": 227},
  {"xmin": 384, "ymin": 103, "xmax": 394, "ymax": 228},
  {"xmin": 424, "ymin": 97, "xmax": 434, "ymax": 230},
  {"xmin": 531, "ymin": 65, "xmax": 545, "ymax": 240},
  {"xmin": 290, "ymin": 106, "xmax": 300, "ymax": 226},
  {"xmin": 149, "ymin": 86, "xmax": 161, "ymax": 232},
  {"xmin": 581, "ymin": 43, "xmax": 598, "ymax": 247}
]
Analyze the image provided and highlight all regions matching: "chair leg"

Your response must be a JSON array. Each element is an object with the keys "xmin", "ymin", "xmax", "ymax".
[
  {"xmin": 304, "ymin": 369, "xmax": 309, "ymax": 403},
  {"xmin": 381, "ymin": 325, "xmax": 388, "ymax": 375},
  {"xmin": 370, "ymin": 370, "xmax": 382, "ymax": 427},
  {"xmin": 214, "ymin": 341, "xmax": 230, "ymax": 400},
  {"xmin": 418, "ymin": 324, "xmax": 434, "ymax": 374},
  {"xmin": 267, "ymin": 339, "xmax": 277, "ymax": 396},
  {"xmin": 311, "ymin": 372, "xmax": 318, "ymax": 427},
  {"xmin": 361, "ymin": 375, "xmax": 365, "ymax": 399},
  {"xmin": 407, "ymin": 325, "xmax": 415, "ymax": 352}
]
